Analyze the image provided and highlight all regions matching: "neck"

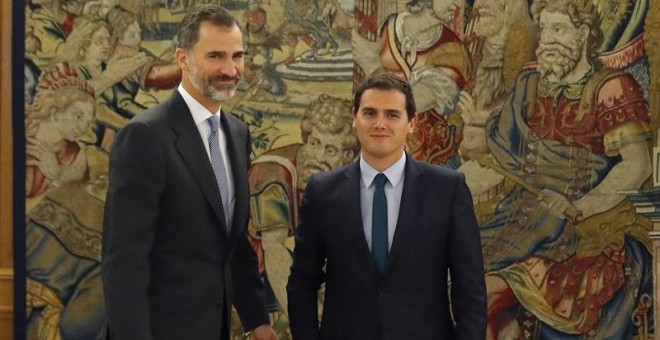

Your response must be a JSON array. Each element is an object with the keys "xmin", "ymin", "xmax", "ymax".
[
  {"xmin": 182, "ymin": 78, "xmax": 221, "ymax": 113},
  {"xmin": 81, "ymin": 60, "xmax": 102, "ymax": 74},
  {"xmin": 363, "ymin": 151, "xmax": 404, "ymax": 172},
  {"xmin": 559, "ymin": 57, "xmax": 591, "ymax": 83}
]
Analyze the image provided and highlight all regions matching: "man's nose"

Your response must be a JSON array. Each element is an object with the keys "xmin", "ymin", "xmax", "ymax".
[
  {"xmin": 374, "ymin": 114, "xmax": 386, "ymax": 128},
  {"xmin": 219, "ymin": 60, "xmax": 238, "ymax": 77},
  {"xmin": 314, "ymin": 147, "xmax": 327, "ymax": 161},
  {"xmin": 540, "ymin": 30, "xmax": 554, "ymax": 43}
]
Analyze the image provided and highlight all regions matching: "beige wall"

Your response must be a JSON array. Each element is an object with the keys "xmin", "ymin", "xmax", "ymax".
[{"xmin": 0, "ymin": 0, "xmax": 14, "ymax": 338}]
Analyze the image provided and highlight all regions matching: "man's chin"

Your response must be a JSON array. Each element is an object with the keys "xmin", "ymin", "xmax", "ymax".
[{"xmin": 207, "ymin": 89, "xmax": 237, "ymax": 102}]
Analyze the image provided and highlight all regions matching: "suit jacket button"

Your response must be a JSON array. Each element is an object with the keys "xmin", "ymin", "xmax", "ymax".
[
  {"xmin": 379, "ymin": 289, "xmax": 387, "ymax": 297},
  {"xmin": 216, "ymin": 299, "xmax": 224, "ymax": 306}
]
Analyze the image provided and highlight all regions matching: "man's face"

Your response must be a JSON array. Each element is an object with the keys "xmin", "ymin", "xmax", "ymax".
[
  {"xmin": 177, "ymin": 22, "xmax": 244, "ymax": 104},
  {"xmin": 352, "ymin": 88, "xmax": 414, "ymax": 167},
  {"xmin": 536, "ymin": 9, "xmax": 586, "ymax": 81},
  {"xmin": 87, "ymin": 26, "xmax": 112, "ymax": 63},
  {"xmin": 296, "ymin": 127, "xmax": 355, "ymax": 188},
  {"xmin": 432, "ymin": 0, "xmax": 458, "ymax": 24},
  {"xmin": 54, "ymin": 98, "xmax": 95, "ymax": 141},
  {"xmin": 120, "ymin": 21, "xmax": 142, "ymax": 47},
  {"xmin": 473, "ymin": 0, "xmax": 506, "ymax": 38}
]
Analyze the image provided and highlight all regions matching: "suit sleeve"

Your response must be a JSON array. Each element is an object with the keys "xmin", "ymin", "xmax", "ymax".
[
  {"xmin": 231, "ymin": 129, "xmax": 270, "ymax": 331},
  {"xmin": 102, "ymin": 122, "xmax": 164, "ymax": 340},
  {"xmin": 231, "ymin": 227, "xmax": 270, "ymax": 331},
  {"xmin": 287, "ymin": 177, "xmax": 325, "ymax": 340},
  {"xmin": 449, "ymin": 173, "xmax": 487, "ymax": 339}
]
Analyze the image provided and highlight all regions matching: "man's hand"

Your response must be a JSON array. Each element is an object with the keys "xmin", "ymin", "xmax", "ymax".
[
  {"xmin": 249, "ymin": 324, "xmax": 278, "ymax": 340},
  {"xmin": 538, "ymin": 189, "xmax": 574, "ymax": 219}
]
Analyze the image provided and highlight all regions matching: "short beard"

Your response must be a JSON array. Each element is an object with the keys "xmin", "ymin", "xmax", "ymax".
[
  {"xmin": 189, "ymin": 73, "xmax": 237, "ymax": 102},
  {"xmin": 536, "ymin": 38, "xmax": 583, "ymax": 80},
  {"xmin": 296, "ymin": 146, "xmax": 331, "ymax": 188},
  {"xmin": 188, "ymin": 61, "xmax": 239, "ymax": 102}
]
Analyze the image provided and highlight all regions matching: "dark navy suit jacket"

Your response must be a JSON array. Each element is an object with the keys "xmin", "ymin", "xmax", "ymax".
[{"xmin": 288, "ymin": 156, "xmax": 487, "ymax": 339}]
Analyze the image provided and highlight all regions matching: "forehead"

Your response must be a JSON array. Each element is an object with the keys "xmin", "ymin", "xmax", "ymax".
[
  {"xmin": 62, "ymin": 99, "xmax": 94, "ymax": 113},
  {"xmin": 433, "ymin": 0, "xmax": 457, "ymax": 9},
  {"xmin": 539, "ymin": 9, "xmax": 574, "ymax": 27},
  {"xmin": 194, "ymin": 21, "xmax": 243, "ymax": 51},
  {"xmin": 359, "ymin": 88, "xmax": 406, "ymax": 109},
  {"xmin": 308, "ymin": 126, "xmax": 349, "ymax": 145}
]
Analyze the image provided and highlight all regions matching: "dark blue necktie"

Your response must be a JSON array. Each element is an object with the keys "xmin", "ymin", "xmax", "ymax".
[{"xmin": 372, "ymin": 173, "xmax": 388, "ymax": 273}]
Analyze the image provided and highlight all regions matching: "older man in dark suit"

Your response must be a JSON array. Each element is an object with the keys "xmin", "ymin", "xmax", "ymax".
[
  {"xmin": 287, "ymin": 73, "xmax": 487, "ymax": 339},
  {"xmin": 102, "ymin": 5, "xmax": 276, "ymax": 340}
]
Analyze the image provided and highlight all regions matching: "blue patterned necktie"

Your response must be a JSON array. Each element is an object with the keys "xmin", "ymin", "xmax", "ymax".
[
  {"xmin": 372, "ymin": 173, "xmax": 388, "ymax": 273},
  {"xmin": 207, "ymin": 115, "xmax": 231, "ymax": 230}
]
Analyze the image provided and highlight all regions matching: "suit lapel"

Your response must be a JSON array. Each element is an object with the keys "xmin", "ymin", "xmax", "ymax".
[
  {"xmin": 343, "ymin": 163, "xmax": 379, "ymax": 277},
  {"xmin": 220, "ymin": 111, "xmax": 249, "ymax": 243},
  {"xmin": 386, "ymin": 156, "xmax": 424, "ymax": 274},
  {"xmin": 167, "ymin": 91, "xmax": 228, "ymax": 232}
]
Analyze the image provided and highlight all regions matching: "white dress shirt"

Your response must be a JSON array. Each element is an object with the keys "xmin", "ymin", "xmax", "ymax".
[
  {"xmin": 359, "ymin": 152, "xmax": 406, "ymax": 251},
  {"xmin": 178, "ymin": 84, "xmax": 235, "ymax": 223}
]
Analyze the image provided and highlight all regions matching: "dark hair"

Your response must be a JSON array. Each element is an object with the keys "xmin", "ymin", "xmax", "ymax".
[
  {"xmin": 353, "ymin": 73, "xmax": 416, "ymax": 120},
  {"xmin": 177, "ymin": 4, "xmax": 240, "ymax": 51}
]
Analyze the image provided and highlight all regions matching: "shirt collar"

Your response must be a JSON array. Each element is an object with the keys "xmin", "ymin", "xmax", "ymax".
[
  {"xmin": 178, "ymin": 83, "xmax": 222, "ymax": 125},
  {"xmin": 360, "ymin": 152, "xmax": 406, "ymax": 188}
]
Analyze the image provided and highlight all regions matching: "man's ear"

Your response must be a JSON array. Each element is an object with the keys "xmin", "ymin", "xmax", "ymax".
[
  {"xmin": 409, "ymin": 115, "xmax": 418, "ymax": 132},
  {"xmin": 579, "ymin": 25, "xmax": 590, "ymax": 43},
  {"xmin": 174, "ymin": 48, "xmax": 188, "ymax": 70},
  {"xmin": 343, "ymin": 149, "xmax": 356, "ymax": 162},
  {"xmin": 352, "ymin": 108, "xmax": 357, "ymax": 128}
]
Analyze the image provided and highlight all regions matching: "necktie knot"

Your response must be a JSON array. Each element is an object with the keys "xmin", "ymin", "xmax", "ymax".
[
  {"xmin": 208, "ymin": 115, "xmax": 220, "ymax": 133},
  {"xmin": 373, "ymin": 173, "xmax": 388, "ymax": 189}
]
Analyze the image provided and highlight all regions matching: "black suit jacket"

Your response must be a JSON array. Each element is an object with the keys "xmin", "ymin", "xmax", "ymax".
[
  {"xmin": 287, "ymin": 156, "xmax": 486, "ymax": 340},
  {"xmin": 102, "ymin": 90, "xmax": 268, "ymax": 340}
]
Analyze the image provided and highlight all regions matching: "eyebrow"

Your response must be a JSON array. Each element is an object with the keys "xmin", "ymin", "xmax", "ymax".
[
  {"xmin": 360, "ymin": 107, "xmax": 403, "ymax": 115},
  {"xmin": 205, "ymin": 50, "xmax": 245, "ymax": 56}
]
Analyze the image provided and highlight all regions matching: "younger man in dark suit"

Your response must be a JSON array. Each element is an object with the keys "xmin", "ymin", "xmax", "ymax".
[
  {"xmin": 102, "ymin": 5, "xmax": 276, "ymax": 340},
  {"xmin": 287, "ymin": 73, "xmax": 487, "ymax": 339}
]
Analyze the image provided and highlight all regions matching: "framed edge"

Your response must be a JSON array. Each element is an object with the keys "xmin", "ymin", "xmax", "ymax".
[{"xmin": 12, "ymin": 0, "xmax": 26, "ymax": 339}]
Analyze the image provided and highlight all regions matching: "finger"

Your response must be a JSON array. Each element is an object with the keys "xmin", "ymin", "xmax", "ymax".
[
  {"xmin": 26, "ymin": 136, "xmax": 44, "ymax": 147},
  {"xmin": 25, "ymin": 146, "xmax": 42, "ymax": 157}
]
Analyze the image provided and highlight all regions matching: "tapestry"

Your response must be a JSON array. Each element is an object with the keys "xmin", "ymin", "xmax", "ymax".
[{"xmin": 22, "ymin": 0, "xmax": 656, "ymax": 338}]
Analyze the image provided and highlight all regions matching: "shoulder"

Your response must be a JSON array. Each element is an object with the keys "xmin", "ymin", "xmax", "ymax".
[
  {"xmin": 411, "ymin": 158, "xmax": 464, "ymax": 183},
  {"xmin": 419, "ymin": 161, "xmax": 462, "ymax": 177},
  {"xmin": 131, "ymin": 90, "xmax": 184, "ymax": 126},
  {"xmin": 379, "ymin": 13, "xmax": 397, "ymax": 35},
  {"xmin": 114, "ymin": 95, "xmax": 177, "ymax": 146},
  {"xmin": 128, "ymin": 103, "xmax": 169, "ymax": 130},
  {"xmin": 596, "ymin": 72, "xmax": 644, "ymax": 101},
  {"xmin": 308, "ymin": 162, "xmax": 356, "ymax": 190},
  {"xmin": 223, "ymin": 111, "xmax": 249, "ymax": 132}
]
